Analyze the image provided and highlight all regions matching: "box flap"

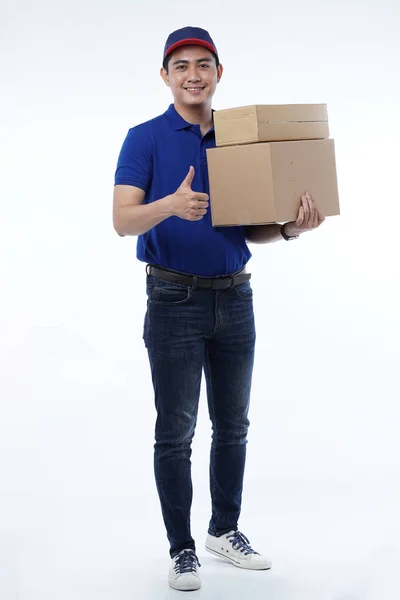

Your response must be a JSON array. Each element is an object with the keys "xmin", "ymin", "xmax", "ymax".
[
  {"xmin": 256, "ymin": 104, "xmax": 328, "ymax": 124},
  {"xmin": 258, "ymin": 121, "xmax": 329, "ymax": 141},
  {"xmin": 214, "ymin": 106, "xmax": 259, "ymax": 146}
]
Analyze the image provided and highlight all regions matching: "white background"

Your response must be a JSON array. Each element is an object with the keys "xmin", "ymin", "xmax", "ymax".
[{"xmin": 1, "ymin": 0, "xmax": 400, "ymax": 598}]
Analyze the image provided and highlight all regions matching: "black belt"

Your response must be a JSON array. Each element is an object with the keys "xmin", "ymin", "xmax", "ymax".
[{"xmin": 146, "ymin": 264, "xmax": 251, "ymax": 290}]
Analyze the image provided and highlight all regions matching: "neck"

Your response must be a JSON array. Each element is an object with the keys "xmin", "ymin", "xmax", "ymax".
[{"xmin": 174, "ymin": 102, "xmax": 213, "ymax": 135}]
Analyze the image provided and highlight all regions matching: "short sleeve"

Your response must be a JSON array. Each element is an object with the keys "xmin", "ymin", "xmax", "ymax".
[{"xmin": 114, "ymin": 125, "xmax": 153, "ymax": 191}]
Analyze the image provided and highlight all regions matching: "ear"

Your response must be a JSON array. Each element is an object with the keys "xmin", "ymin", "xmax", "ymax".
[
  {"xmin": 160, "ymin": 67, "xmax": 170, "ymax": 87},
  {"xmin": 216, "ymin": 64, "xmax": 223, "ymax": 84}
]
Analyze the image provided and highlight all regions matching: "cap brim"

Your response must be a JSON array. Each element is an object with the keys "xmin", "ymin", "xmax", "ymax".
[{"xmin": 164, "ymin": 38, "xmax": 217, "ymax": 59}]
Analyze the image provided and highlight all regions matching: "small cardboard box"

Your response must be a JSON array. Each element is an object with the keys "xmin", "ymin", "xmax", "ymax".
[
  {"xmin": 214, "ymin": 104, "xmax": 329, "ymax": 146},
  {"xmin": 206, "ymin": 139, "xmax": 340, "ymax": 226}
]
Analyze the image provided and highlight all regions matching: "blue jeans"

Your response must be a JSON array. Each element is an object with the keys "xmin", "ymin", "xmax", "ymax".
[{"xmin": 143, "ymin": 271, "xmax": 256, "ymax": 558}]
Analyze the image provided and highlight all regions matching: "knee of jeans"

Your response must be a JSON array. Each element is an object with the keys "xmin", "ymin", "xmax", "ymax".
[
  {"xmin": 154, "ymin": 435, "xmax": 195, "ymax": 461},
  {"xmin": 155, "ymin": 415, "xmax": 197, "ymax": 447},
  {"xmin": 212, "ymin": 420, "xmax": 249, "ymax": 444}
]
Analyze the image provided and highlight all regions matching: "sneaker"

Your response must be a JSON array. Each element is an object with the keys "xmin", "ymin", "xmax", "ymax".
[
  {"xmin": 205, "ymin": 530, "xmax": 272, "ymax": 570},
  {"xmin": 168, "ymin": 549, "xmax": 201, "ymax": 591}
]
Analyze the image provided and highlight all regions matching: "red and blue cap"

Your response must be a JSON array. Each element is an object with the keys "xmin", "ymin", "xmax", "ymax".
[{"xmin": 163, "ymin": 26, "xmax": 218, "ymax": 61}]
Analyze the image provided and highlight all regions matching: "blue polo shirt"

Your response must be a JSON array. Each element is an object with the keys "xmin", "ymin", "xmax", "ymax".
[{"xmin": 114, "ymin": 104, "xmax": 252, "ymax": 277}]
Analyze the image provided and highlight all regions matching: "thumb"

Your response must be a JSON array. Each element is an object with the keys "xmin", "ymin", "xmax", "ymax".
[{"xmin": 182, "ymin": 165, "xmax": 195, "ymax": 188}]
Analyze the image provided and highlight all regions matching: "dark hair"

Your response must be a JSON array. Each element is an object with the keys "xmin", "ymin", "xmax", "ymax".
[{"xmin": 163, "ymin": 51, "xmax": 220, "ymax": 72}]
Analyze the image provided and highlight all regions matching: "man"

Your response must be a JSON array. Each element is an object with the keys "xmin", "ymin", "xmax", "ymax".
[{"xmin": 113, "ymin": 26, "xmax": 324, "ymax": 592}]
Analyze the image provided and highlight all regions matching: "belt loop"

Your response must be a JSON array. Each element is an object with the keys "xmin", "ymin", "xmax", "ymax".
[
  {"xmin": 192, "ymin": 276, "xmax": 198, "ymax": 291},
  {"xmin": 146, "ymin": 264, "xmax": 150, "ymax": 277}
]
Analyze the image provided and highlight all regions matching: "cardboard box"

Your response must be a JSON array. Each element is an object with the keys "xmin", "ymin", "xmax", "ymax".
[
  {"xmin": 206, "ymin": 139, "xmax": 340, "ymax": 226},
  {"xmin": 214, "ymin": 104, "xmax": 329, "ymax": 146}
]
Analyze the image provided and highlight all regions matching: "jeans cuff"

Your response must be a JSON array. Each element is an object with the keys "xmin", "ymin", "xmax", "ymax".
[
  {"xmin": 208, "ymin": 526, "xmax": 238, "ymax": 538},
  {"xmin": 171, "ymin": 545, "xmax": 196, "ymax": 558}
]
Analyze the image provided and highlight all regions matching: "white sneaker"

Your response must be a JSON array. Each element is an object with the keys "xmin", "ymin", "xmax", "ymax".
[
  {"xmin": 205, "ymin": 530, "xmax": 272, "ymax": 570},
  {"xmin": 168, "ymin": 549, "xmax": 201, "ymax": 591}
]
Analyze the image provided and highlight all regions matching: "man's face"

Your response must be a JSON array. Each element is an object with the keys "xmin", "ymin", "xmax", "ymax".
[{"xmin": 161, "ymin": 45, "xmax": 223, "ymax": 108}]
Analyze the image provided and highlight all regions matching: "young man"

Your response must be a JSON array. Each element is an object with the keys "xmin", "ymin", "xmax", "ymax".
[{"xmin": 113, "ymin": 26, "xmax": 324, "ymax": 592}]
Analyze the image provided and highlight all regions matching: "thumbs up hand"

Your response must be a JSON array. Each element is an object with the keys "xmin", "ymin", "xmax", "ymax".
[{"xmin": 168, "ymin": 166, "xmax": 209, "ymax": 221}]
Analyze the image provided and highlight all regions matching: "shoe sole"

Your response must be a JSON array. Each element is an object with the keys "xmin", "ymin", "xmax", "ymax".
[
  {"xmin": 169, "ymin": 580, "xmax": 201, "ymax": 592},
  {"xmin": 205, "ymin": 545, "xmax": 272, "ymax": 571}
]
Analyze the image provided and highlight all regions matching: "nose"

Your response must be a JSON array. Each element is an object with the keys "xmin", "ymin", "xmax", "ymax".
[{"xmin": 186, "ymin": 65, "xmax": 201, "ymax": 83}]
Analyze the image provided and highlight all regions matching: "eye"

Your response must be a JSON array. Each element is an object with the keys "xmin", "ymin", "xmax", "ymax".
[{"xmin": 200, "ymin": 63, "xmax": 210, "ymax": 68}]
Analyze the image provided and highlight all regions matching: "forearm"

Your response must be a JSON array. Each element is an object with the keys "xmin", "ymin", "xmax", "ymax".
[
  {"xmin": 245, "ymin": 224, "xmax": 283, "ymax": 244},
  {"xmin": 114, "ymin": 195, "xmax": 173, "ymax": 237}
]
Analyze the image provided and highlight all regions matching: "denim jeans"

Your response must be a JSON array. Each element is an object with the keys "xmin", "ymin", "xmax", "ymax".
[{"xmin": 143, "ymin": 271, "xmax": 256, "ymax": 558}]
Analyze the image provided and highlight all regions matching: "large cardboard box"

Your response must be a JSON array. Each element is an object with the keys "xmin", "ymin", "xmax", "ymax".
[
  {"xmin": 206, "ymin": 139, "xmax": 340, "ymax": 226},
  {"xmin": 214, "ymin": 104, "xmax": 329, "ymax": 146}
]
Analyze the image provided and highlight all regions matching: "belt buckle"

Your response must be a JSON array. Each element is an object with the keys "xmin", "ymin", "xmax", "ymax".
[
  {"xmin": 212, "ymin": 275, "xmax": 234, "ymax": 290},
  {"xmin": 211, "ymin": 277, "xmax": 222, "ymax": 290}
]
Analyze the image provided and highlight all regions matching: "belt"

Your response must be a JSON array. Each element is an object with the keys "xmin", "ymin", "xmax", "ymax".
[{"xmin": 146, "ymin": 264, "xmax": 251, "ymax": 290}]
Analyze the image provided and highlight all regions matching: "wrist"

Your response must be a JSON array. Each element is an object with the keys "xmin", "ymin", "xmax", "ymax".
[
  {"xmin": 281, "ymin": 222, "xmax": 299, "ymax": 240},
  {"xmin": 160, "ymin": 194, "xmax": 175, "ymax": 218}
]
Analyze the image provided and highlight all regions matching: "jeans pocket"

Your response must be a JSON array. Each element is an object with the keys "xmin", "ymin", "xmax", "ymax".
[
  {"xmin": 234, "ymin": 280, "xmax": 253, "ymax": 300},
  {"xmin": 148, "ymin": 279, "xmax": 192, "ymax": 305}
]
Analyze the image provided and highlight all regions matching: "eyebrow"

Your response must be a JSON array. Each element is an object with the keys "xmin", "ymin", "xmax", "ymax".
[{"xmin": 172, "ymin": 58, "xmax": 213, "ymax": 66}]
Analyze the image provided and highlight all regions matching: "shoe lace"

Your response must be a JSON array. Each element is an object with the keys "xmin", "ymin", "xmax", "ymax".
[
  {"xmin": 174, "ymin": 550, "xmax": 201, "ymax": 574},
  {"xmin": 227, "ymin": 531, "xmax": 259, "ymax": 556}
]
